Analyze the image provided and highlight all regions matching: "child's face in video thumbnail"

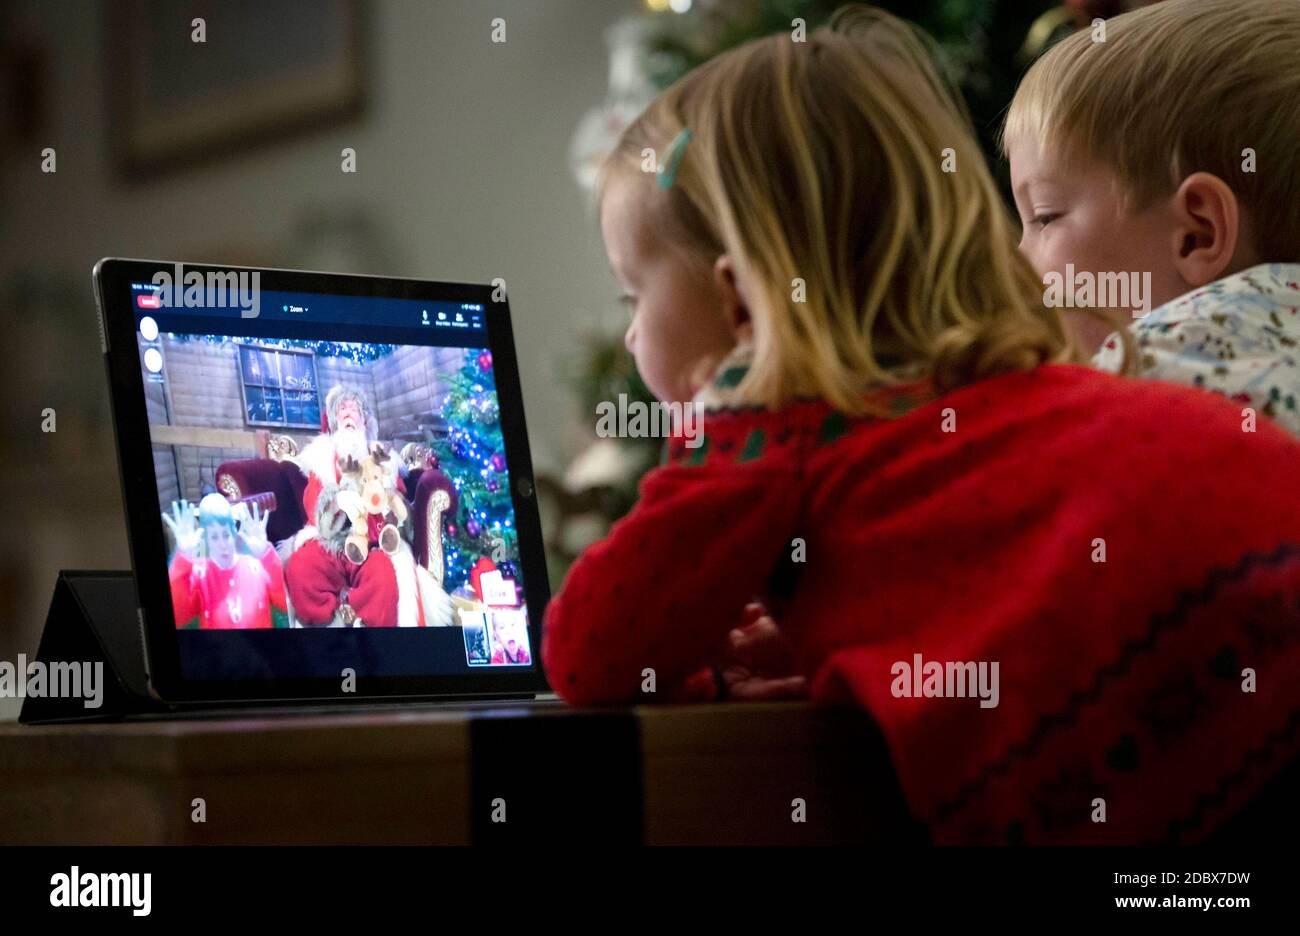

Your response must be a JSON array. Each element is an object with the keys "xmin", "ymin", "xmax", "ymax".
[{"xmin": 493, "ymin": 612, "xmax": 525, "ymax": 655}]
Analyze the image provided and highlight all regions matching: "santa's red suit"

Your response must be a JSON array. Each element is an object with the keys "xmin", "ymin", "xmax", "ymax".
[
  {"xmin": 285, "ymin": 427, "xmax": 451, "ymax": 628},
  {"xmin": 170, "ymin": 547, "xmax": 286, "ymax": 629}
]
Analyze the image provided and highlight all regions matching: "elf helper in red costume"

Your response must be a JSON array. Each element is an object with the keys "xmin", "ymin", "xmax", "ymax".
[
  {"xmin": 543, "ymin": 10, "xmax": 1300, "ymax": 844},
  {"xmin": 165, "ymin": 495, "xmax": 286, "ymax": 629},
  {"xmin": 284, "ymin": 384, "xmax": 451, "ymax": 628}
]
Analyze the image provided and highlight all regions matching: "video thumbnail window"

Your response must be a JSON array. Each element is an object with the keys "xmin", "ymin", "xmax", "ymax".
[
  {"xmin": 139, "ymin": 328, "xmax": 528, "ymax": 657},
  {"xmin": 458, "ymin": 608, "xmax": 532, "ymax": 666}
]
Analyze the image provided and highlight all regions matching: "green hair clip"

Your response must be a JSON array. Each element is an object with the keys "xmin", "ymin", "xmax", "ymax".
[{"xmin": 656, "ymin": 128, "xmax": 692, "ymax": 189}]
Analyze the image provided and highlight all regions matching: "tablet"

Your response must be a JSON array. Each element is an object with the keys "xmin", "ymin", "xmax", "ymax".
[{"xmin": 93, "ymin": 259, "xmax": 550, "ymax": 705}]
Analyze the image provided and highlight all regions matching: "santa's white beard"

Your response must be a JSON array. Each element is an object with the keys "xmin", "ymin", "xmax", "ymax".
[{"xmin": 334, "ymin": 426, "xmax": 369, "ymax": 464}]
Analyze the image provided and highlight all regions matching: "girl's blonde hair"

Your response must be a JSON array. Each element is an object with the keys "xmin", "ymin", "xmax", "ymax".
[
  {"xmin": 600, "ymin": 4, "xmax": 1074, "ymax": 413},
  {"xmin": 1003, "ymin": 0, "xmax": 1300, "ymax": 258}
]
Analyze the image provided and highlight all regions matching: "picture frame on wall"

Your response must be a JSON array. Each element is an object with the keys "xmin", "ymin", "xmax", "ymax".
[{"xmin": 106, "ymin": 0, "xmax": 365, "ymax": 179}]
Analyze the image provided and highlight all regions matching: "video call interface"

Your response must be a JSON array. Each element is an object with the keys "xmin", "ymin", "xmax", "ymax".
[{"xmin": 129, "ymin": 281, "xmax": 534, "ymax": 680}]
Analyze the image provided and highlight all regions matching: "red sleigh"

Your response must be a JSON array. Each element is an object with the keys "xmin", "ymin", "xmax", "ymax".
[{"xmin": 215, "ymin": 439, "xmax": 458, "ymax": 587}]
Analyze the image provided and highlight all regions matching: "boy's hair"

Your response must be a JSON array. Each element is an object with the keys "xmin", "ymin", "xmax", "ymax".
[
  {"xmin": 600, "ymin": 5, "xmax": 1072, "ymax": 413},
  {"xmin": 1003, "ymin": 0, "xmax": 1300, "ymax": 260}
]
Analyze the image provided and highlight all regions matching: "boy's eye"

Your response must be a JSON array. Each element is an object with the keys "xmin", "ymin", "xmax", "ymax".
[
  {"xmin": 1032, "ymin": 212, "xmax": 1061, "ymax": 228},
  {"xmin": 618, "ymin": 294, "xmax": 636, "ymax": 314}
]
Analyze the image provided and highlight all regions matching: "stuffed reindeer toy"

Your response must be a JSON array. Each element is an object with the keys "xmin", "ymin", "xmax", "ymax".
[{"xmin": 336, "ymin": 443, "xmax": 409, "ymax": 566}]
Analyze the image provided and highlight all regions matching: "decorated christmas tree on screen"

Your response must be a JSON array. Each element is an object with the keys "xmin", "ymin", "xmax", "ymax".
[{"xmin": 430, "ymin": 349, "xmax": 522, "ymax": 598}]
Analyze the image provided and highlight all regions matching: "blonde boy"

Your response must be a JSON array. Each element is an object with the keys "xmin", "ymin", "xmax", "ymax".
[{"xmin": 1004, "ymin": 0, "xmax": 1300, "ymax": 433}]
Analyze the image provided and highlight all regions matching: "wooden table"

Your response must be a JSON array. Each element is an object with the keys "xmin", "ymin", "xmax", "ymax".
[{"xmin": 0, "ymin": 701, "xmax": 923, "ymax": 845}]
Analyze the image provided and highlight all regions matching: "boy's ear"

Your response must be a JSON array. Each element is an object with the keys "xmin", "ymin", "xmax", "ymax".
[
  {"xmin": 713, "ymin": 254, "xmax": 755, "ymax": 344},
  {"xmin": 1168, "ymin": 172, "xmax": 1249, "ymax": 289}
]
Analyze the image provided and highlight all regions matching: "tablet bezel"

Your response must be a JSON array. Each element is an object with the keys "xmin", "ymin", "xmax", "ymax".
[{"xmin": 94, "ymin": 258, "xmax": 551, "ymax": 704}]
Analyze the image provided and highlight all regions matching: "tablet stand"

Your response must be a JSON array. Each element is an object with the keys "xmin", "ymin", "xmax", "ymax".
[{"xmin": 18, "ymin": 570, "xmax": 169, "ymax": 724}]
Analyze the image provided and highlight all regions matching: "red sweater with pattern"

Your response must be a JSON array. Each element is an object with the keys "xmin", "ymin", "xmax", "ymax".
[{"xmin": 542, "ymin": 364, "xmax": 1300, "ymax": 844}]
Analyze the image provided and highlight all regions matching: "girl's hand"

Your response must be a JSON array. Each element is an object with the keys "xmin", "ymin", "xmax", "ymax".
[
  {"xmin": 719, "ymin": 603, "xmax": 809, "ymax": 701},
  {"xmin": 162, "ymin": 500, "xmax": 202, "ymax": 558},
  {"xmin": 237, "ymin": 501, "xmax": 270, "ymax": 556}
]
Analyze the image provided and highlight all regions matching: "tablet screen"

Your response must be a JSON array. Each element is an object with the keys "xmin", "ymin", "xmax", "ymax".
[{"xmin": 126, "ymin": 276, "xmax": 538, "ymax": 683}]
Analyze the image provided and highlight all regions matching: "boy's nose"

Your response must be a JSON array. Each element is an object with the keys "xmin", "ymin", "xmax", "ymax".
[{"xmin": 623, "ymin": 320, "xmax": 636, "ymax": 354}]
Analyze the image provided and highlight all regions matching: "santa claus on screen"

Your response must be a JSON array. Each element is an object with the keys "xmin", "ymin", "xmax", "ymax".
[{"xmin": 284, "ymin": 384, "xmax": 452, "ymax": 628}]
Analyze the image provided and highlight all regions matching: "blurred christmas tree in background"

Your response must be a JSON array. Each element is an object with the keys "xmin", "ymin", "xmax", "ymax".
[
  {"xmin": 428, "ymin": 349, "xmax": 521, "ymax": 591},
  {"xmin": 569, "ymin": 0, "xmax": 1070, "ymax": 198}
]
